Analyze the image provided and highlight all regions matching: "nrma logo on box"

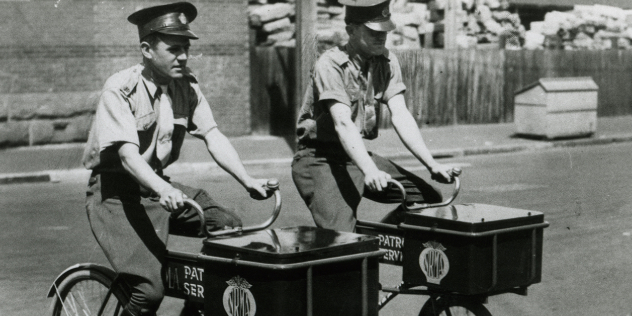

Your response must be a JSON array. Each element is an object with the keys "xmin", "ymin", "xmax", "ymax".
[
  {"xmin": 419, "ymin": 241, "xmax": 449, "ymax": 285},
  {"xmin": 223, "ymin": 275, "xmax": 257, "ymax": 316}
]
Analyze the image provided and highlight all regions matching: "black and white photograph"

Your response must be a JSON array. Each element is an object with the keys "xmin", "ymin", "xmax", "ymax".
[{"xmin": 1, "ymin": 0, "xmax": 632, "ymax": 315}]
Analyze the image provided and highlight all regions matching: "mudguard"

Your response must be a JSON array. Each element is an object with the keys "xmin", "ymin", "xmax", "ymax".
[{"xmin": 47, "ymin": 263, "xmax": 117, "ymax": 297}]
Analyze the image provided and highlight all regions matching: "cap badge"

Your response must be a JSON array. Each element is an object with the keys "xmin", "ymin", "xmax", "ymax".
[
  {"xmin": 178, "ymin": 13, "xmax": 188, "ymax": 24},
  {"xmin": 382, "ymin": 8, "xmax": 389, "ymax": 17}
]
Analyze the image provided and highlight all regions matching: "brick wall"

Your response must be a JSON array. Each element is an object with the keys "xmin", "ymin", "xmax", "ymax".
[{"xmin": 0, "ymin": 0, "xmax": 250, "ymax": 147}]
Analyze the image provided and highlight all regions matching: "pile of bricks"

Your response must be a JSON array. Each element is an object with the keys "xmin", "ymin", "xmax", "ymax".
[
  {"xmin": 386, "ymin": 0, "xmax": 429, "ymax": 49},
  {"xmin": 524, "ymin": 5, "xmax": 632, "ymax": 50},
  {"xmin": 386, "ymin": 0, "xmax": 525, "ymax": 49},
  {"xmin": 248, "ymin": 0, "xmax": 348, "ymax": 52}
]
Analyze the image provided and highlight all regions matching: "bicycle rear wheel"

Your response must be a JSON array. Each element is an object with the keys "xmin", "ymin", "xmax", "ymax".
[
  {"xmin": 418, "ymin": 296, "xmax": 491, "ymax": 316},
  {"xmin": 49, "ymin": 267, "xmax": 129, "ymax": 316}
]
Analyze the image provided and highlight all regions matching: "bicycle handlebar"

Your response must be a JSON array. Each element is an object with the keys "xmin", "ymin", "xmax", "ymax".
[
  {"xmin": 183, "ymin": 179, "xmax": 282, "ymax": 238},
  {"xmin": 388, "ymin": 167, "xmax": 462, "ymax": 211}
]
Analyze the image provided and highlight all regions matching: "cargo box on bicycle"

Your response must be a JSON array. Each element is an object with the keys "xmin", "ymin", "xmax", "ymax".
[
  {"xmin": 400, "ymin": 203, "xmax": 547, "ymax": 295},
  {"xmin": 198, "ymin": 226, "xmax": 382, "ymax": 316}
]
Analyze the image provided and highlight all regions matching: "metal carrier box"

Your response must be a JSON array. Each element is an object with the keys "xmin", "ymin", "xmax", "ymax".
[
  {"xmin": 401, "ymin": 204, "xmax": 547, "ymax": 295},
  {"xmin": 199, "ymin": 226, "xmax": 382, "ymax": 316},
  {"xmin": 514, "ymin": 77, "xmax": 598, "ymax": 139}
]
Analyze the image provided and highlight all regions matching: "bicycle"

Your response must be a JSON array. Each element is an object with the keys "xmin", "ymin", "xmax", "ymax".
[
  {"xmin": 47, "ymin": 180, "xmax": 282, "ymax": 316},
  {"xmin": 47, "ymin": 170, "xmax": 549, "ymax": 316},
  {"xmin": 356, "ymin": 168, "xmax": 549, "ymax": 315}
]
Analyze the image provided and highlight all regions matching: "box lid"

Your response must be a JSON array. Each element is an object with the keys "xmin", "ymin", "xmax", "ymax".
[
  {"xmin": 404, "ymin": 203, "xmax": 544, "ymax": 234},
  {"xmin": 202, "ymin": 226, "xmax": 379, "ymax": 264},
  {"xmin": 515, "ymin": 77, "xmax": 598, "ymax": 95}
]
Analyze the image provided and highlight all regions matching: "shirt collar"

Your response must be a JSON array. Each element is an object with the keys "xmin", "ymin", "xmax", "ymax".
[
  {"xmin": 141, "ymin": 66, "xmax": 175, "ymax": 99},
  {"xmin": 141, "ymin": 75, "xmax": 158, "ymax": 99},
  {"xmin": 340, "ymin": 44, "xmax": 390, "ymax": 69}
]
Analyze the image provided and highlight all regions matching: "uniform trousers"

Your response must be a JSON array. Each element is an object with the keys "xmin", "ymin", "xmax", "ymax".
[
  {"xmin": 86, "ymin": 172, "xmax": 242, "ymax": 315},
  {"xmin": 291, "ymin": 148, "xmax": 442, "ymax": 232}
]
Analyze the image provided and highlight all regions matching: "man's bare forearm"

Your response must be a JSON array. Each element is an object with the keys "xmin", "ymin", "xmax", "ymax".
[
  {"xmin": 391, "ymin": 112, "xmax": 439, "ymax": 169},
  {"xmin": 329, "ymin": 102, "xmax": 379, "ymax": 174},
  {"xmin": 389, "ymin": 95, "xmax": 439, "ymax": 170},
  {"xmin": 118, "ymin": 143, "xmax": 172, "ymax": 194},
  {"xmin": 204, "ymin": 128, "xmax": 252, "ymax": 186},
  {"xmin": 335, "ymin": 120, "xmax": 380, "ymax": 174}
]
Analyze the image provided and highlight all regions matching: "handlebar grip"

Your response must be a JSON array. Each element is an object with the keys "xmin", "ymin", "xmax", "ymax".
[
  {"xmin": 266, "ymin": 179, "xmax": 279, "ymax": 190},
  {"xmin": 451, "ymin": 167, "xmax": 462, "ymax": 177},
  {"xmin": 250, "ymin": 179, "xmax": 280, "ymax": 200}
]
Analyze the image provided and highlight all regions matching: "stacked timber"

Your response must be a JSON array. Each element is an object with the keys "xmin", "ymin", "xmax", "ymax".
[
  {"xmin": 524, "ymin": 5, "xmax": 632, "ymax": 50},
  {"xmin": 248, "ymin": 0, "xmax": 347, "ymax": 52}
]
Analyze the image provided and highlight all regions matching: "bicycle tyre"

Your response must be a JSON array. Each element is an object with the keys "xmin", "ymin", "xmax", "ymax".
[
  {"xmin": 418, "ymin": 296, "xmax": 492, "ymax": 316},
  {"xmin": 48, "ymin": 267, "xmax": 129, "ymax": 316}
]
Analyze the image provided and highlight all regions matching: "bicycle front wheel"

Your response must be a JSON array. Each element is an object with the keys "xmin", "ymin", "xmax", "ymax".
[
  {"xmin": 418, "ymin": 296, "xmax": 492, "ymax": 316},
  {"xmin": 48, "ymin": 268, "xmax": 128, "ymax": 316}
]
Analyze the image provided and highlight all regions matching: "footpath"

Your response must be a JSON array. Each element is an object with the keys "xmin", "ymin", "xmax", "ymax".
[{"xmin": 1, "ymin": 116, "xmax": 631, "ymax": 184}]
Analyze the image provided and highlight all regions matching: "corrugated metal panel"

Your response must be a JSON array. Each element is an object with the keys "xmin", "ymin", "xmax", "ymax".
[
  {"xmin": 539, "ymin": 77, "xmax": 599, "ymax": 91},
  {"xmin": 510, "ymin": 0, "xmax": 632, "ymax": 9}
]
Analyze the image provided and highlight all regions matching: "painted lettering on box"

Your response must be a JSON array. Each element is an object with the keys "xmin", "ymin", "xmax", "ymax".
[
  {"xmin": 184, "ymin": 282, "xmax": 205, "ymax": 298},
  {"xmin": 166, "ymin": 263, "xmax": 205, "ymax": 299},
  {"xmin": 378, "ymin": 234, "xmax": 404, "ymax": 263}
]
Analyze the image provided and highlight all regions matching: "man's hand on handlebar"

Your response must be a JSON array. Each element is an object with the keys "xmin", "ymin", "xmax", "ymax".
[
  {"xmin": 245, "ymin": 178, "xmax": 273, "ymax": 200},
  {"xmin": 158, "ymin": 186, "xmax": 188, "ymax": 212},
  {"xmin": 429, "ymin": 163, "xmax": 455, "ymax": 184},
  {"xmin": 364, "ymin": 169, "xmax": 392, "ymax": 192}
]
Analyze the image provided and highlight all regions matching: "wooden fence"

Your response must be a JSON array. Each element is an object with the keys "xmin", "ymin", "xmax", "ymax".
[
  {"xmin": 250, "ymin": 47, "xmax": 296, "ymax": 135},
  {"xmin": 395, "ymin": 48, "xmax": 506, "ymax": 127},
  {"xmin": 251, "ymin": 47, "xmax": 632, "ymax": 135}
]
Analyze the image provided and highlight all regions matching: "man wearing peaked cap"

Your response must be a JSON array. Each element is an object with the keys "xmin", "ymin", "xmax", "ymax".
[
  {"xmin": 292, "ymin": 0, "xmax": 455, "ymax": 232},
  {"xmin": 82, "ymin": 2, "xmax": 271, "ymax": 315}
]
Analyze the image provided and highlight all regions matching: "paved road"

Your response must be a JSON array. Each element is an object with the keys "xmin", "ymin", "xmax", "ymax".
[{"xmin": 1, "ymin": 142, "xmax": 632, "ymax": 315}]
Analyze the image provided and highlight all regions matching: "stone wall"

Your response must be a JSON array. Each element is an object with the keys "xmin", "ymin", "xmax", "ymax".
[{"xmin": 0, "ymin": 0, "xmax": 250, "ymax": 148}]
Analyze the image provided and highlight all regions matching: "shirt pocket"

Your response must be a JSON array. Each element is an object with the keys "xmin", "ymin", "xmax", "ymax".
[
  {"xmin": 135, "ymin": 112, "xmax": 157, "ymax": 131},
  {"xmin": 345, "ymin": 85, "xmax": 360, "ymax": 103}
]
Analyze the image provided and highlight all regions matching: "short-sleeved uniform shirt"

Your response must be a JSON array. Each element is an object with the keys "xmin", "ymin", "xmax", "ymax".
[
  {"xmin": 82, "ymin": 64, "xmax": 217, "ymax": 173},
  {"xmin": 295, "ymin": 45, "xmax": 406, "ymax": 149}
]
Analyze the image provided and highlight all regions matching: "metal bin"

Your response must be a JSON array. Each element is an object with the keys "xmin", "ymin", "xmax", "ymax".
[
  {"xmin": 514, "ymin": 77, "xmax": 598, "ymax": 139},
  {"xmin": 400, "ymin": 204, "xmax": 548, "ymax": 295}
]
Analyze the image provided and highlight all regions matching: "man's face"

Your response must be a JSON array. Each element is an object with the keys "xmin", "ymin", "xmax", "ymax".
[
  {"xmin": 348, "ymin": 24, "xmax": 388, "ymax": 58},
  {"xmin": 143, "ymin": 34, "xmax": 191, "ymax": 82}
]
